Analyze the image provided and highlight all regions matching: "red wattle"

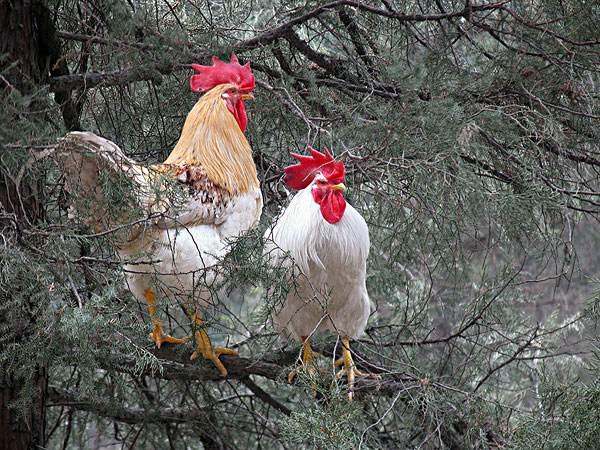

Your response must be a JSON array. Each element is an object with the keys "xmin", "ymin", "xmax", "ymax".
[
  {"xmin": 235, "ymin": 99, "xmax": 248, "ymax": 133},
  {"xmin": 225, "ymin": 99, "xmax": 248, "ymax": 133},
  {"xmin": 319, "ymin": 190, "xmax": 346, "ymax": 224}
]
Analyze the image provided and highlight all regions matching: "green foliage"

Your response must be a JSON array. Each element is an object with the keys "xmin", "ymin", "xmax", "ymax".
[
  {"xmin": 2, "ymin": 0, "xmax": 600, "ymax": 448},
  {"xmin": 511, "ymin": 376, "xmax": 600, "ymax": 450},
  {"xmin": 279, "ymin": 397, "xmax": 366, "ymax": 450}
]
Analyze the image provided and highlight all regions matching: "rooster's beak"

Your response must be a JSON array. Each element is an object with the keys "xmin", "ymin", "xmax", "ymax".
[
  {"xmin": 330, "ymin": 183, "xmax": 347, "ymax": 192},
  {"xmin": 241, "ymin": 93, "xmax": 254, "ymax": 101}
]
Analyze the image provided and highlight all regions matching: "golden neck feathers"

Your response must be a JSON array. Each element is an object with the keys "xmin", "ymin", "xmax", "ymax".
[{"xmin": 164, "ymin": 84, "xmax": 259, "ymax": 194}]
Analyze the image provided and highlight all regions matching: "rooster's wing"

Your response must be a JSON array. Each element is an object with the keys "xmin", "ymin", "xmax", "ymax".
[{"xmin": 56, "ymin": 131, "xmax": 231, "ymax": 240}]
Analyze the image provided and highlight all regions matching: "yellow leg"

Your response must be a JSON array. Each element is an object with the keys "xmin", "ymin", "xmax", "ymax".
[
  {"xmin": 334, "ymin": 337, "xmax": 380, "ymax": 400},
  {"xmin": 190, "ymin": 311, "xmax": 238, "ymax": 377},
  {"xmin": 144, "ymin": 288, "xmax": 189, "ymax": 348},
  {"xmin": 288, "ymin": 336, "xmax": 321, "ymax": 383}
]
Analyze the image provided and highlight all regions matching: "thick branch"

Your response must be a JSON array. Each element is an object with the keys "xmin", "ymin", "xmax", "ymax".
[
  {"xmin": 88, "ymin": 343, "xmax": 416, "ymax": 398},
  {"xmin": 241, "ymin": 377, "xmax": 291, "ymax": 416},
  {"xmin": 47, "ymin": 386, "xmax": 207, "ymax": 424},
  {"xmin": 98, "ymin": 345, "xmax": 295, "ymax": 383},
  {"xmin": 35, "ymin": 2, "xmax": 81, "ymax": 130},
  {"xmin": 49, "ymin": 62, "xmax": 174, "ymax": 93},
  {"xmin": 338, "ymin": 8, "xmax": 376, "ymax": 73}
]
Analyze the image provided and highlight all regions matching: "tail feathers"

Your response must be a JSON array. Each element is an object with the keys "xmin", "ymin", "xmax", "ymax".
[{"xmin": 56, "ymin": 131, "xmax": 152, "ymax": 235}]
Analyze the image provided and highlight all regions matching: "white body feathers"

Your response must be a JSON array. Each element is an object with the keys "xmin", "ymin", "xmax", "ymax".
[
  {"xmin": 57, "ymin": 131, "xmax": 263, "ymax": 310},
  {"xmin": 122, "ymin": 190, "xmax": 262, "ymax": 307},
  {"xmin": 265, "ymin": 185, "xmax": 370, "ymax": 341}
]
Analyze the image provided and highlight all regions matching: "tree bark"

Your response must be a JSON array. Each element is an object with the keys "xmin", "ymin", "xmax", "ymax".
[{"xmin": 0, "ymin": 1, "xmax": 48, "ymax": 448}]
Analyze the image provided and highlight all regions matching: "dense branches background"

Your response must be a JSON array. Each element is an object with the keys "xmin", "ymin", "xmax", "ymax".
[{"xmin": 1, "ymin": 0, "xmax": 600, "ymax": 448}]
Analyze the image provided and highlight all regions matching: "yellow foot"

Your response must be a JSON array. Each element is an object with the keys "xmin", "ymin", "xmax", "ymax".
[
  {"xmin": 335, "ymin": 337, "xmax": 381, "ymax": 400},
  {"xmin": 288, "ymin": 337, "xmax": 322, "ymax": 384},
  {"xmin": 149, "ymin": 323, "xmax": 190, "ymax": 349},
  {"xmin": 191, "ymin": 346, "xmax": 239, "ymax": 377},
  {"xmin": 187, "ymin": 311, "xmax": 239, "ymax": 377},
  {"xmin": 144, "ymin": 288, "xmax": 189, "ymax": 349},
  {"xmin": 334, "ymin": 359, "xmax": 381, "ymax": 379}
]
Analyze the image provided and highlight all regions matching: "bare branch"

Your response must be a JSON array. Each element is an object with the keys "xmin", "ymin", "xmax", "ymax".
[{"xmin": 47, "ymin": 386, "xmax": 208, "ymax": 424}]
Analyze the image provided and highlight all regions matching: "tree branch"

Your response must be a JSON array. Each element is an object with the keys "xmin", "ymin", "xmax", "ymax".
[
  {"xmin": 35, "ymin": 1, "xmax": 81, "ymax": 130},
  {"xmin": 96, "ymin": 345, "xmax": 296, "ymax": 383},
  {"xmin": 50, "ymin": 1, "xmax": 509, "ymax": 93},
  {"xmin": 49, "ymin": 62, "xmax": 175, "ymax": 93},
  {"xmin": 338, "ymin": 7, "xmax": 377, "ymax": 74},
  {"xmin": 240, "ymin": 377, "xmax": 291, "ymax": 416},
  {"xmin": 47, "ymin": 386, "xmax": 208, "ymax": 424},
  {"xmin": 83, "ymin": 343, "xmax": 417, "ymax": 398}
]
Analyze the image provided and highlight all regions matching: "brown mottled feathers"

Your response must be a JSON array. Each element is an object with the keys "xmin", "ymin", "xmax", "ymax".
[{"xmin": 151, "ymin": 163, "xmax": 232, "ymax": 228}]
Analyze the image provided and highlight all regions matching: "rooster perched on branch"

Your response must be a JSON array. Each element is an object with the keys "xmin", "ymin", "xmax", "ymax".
[
  {"xmin": 56, "ymin": 54, "xmax": 262, "ymax": 377},
  {"xmin": 264, "ymin": 147, "xmax": 376, "ymax": 399}
]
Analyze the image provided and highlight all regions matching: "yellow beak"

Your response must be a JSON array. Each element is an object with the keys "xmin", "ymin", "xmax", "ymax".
[
  {"xmin": 330, "ymin": 183, "xmax": 346, "ymax": 192},
  {"xmin": 241, "ymin": 93, "xmax": 254, "ymax": 101}
]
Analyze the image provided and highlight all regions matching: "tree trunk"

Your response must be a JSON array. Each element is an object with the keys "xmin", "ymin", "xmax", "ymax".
[
  {"xmin": 0, "ymin": 1, "xmax": 48, "ymax": 448},
  {"xmin": 0, "ymin": 0, "xmax": 42, "ymax": 89},
  {"xmin": 0, "ymin": 374, "xmax": 46, "ymax": 450}
]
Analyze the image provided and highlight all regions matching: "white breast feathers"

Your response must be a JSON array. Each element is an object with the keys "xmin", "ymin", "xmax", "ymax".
[{"xmin": 264, "ymin": 187, "xmax": 371, "ymax": 341}]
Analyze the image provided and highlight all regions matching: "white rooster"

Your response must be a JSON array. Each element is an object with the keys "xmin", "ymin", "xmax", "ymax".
[{"xmin": 264, "ymin": 147, "xmax": 374, "ymax": 399}]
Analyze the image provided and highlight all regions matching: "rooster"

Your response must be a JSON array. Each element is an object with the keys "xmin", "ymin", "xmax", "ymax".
[
  {"xmin": 264, "ymin": 147, "xmax": 375, "ymax": 399},
  {"xmin": 56, "ymin": 54, "xmax": 262, "ymax": 377}
]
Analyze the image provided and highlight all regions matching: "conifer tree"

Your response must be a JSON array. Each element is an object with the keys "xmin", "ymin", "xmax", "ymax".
[{"xmin": 1, "ymin": 1, "xmax": 599, "ymax": 448}]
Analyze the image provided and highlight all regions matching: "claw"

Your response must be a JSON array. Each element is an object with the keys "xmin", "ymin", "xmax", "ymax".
[
  {"xmin": 191, "ymin": 326, "xmax": 239, "ymax": 377},
  {"xmin": 287, "ymin": 367, "xmax": 299, "ymax": 384},
  {"xmin": 288, "ymin": 361, "xmax": 318, "ymax": 383},
  {"xmin": 149, "ymin": 323, "xmax": 190, "ymax": 349},
  {"xmin": 335, "ymin": 337, "xmax": 380, "ymax": 400},
  {"xmin": 287, "ymin": 337, "xmax": 322, "ymax": 391},
  {"xmin": 144, "ymin": 288, "xmax": 189, "ymax": 349}
]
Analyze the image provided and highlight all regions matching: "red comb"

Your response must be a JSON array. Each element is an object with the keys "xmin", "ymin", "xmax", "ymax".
[
  {"xmin": 283, "ymin": 146, "xmax": 345, "ymax": 190},
  {"xmin": 190, "ymin": 53, "xmax": 255, "ymax": 94}
]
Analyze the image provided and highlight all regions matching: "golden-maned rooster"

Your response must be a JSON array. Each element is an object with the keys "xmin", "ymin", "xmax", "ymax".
[
  {"xmin": 57, "ymin": 54, "xmax": 262, "ymax": 377},
  {"xmin": 264, "ymin": 147, "xmax": 375, "ymax": 399}
]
